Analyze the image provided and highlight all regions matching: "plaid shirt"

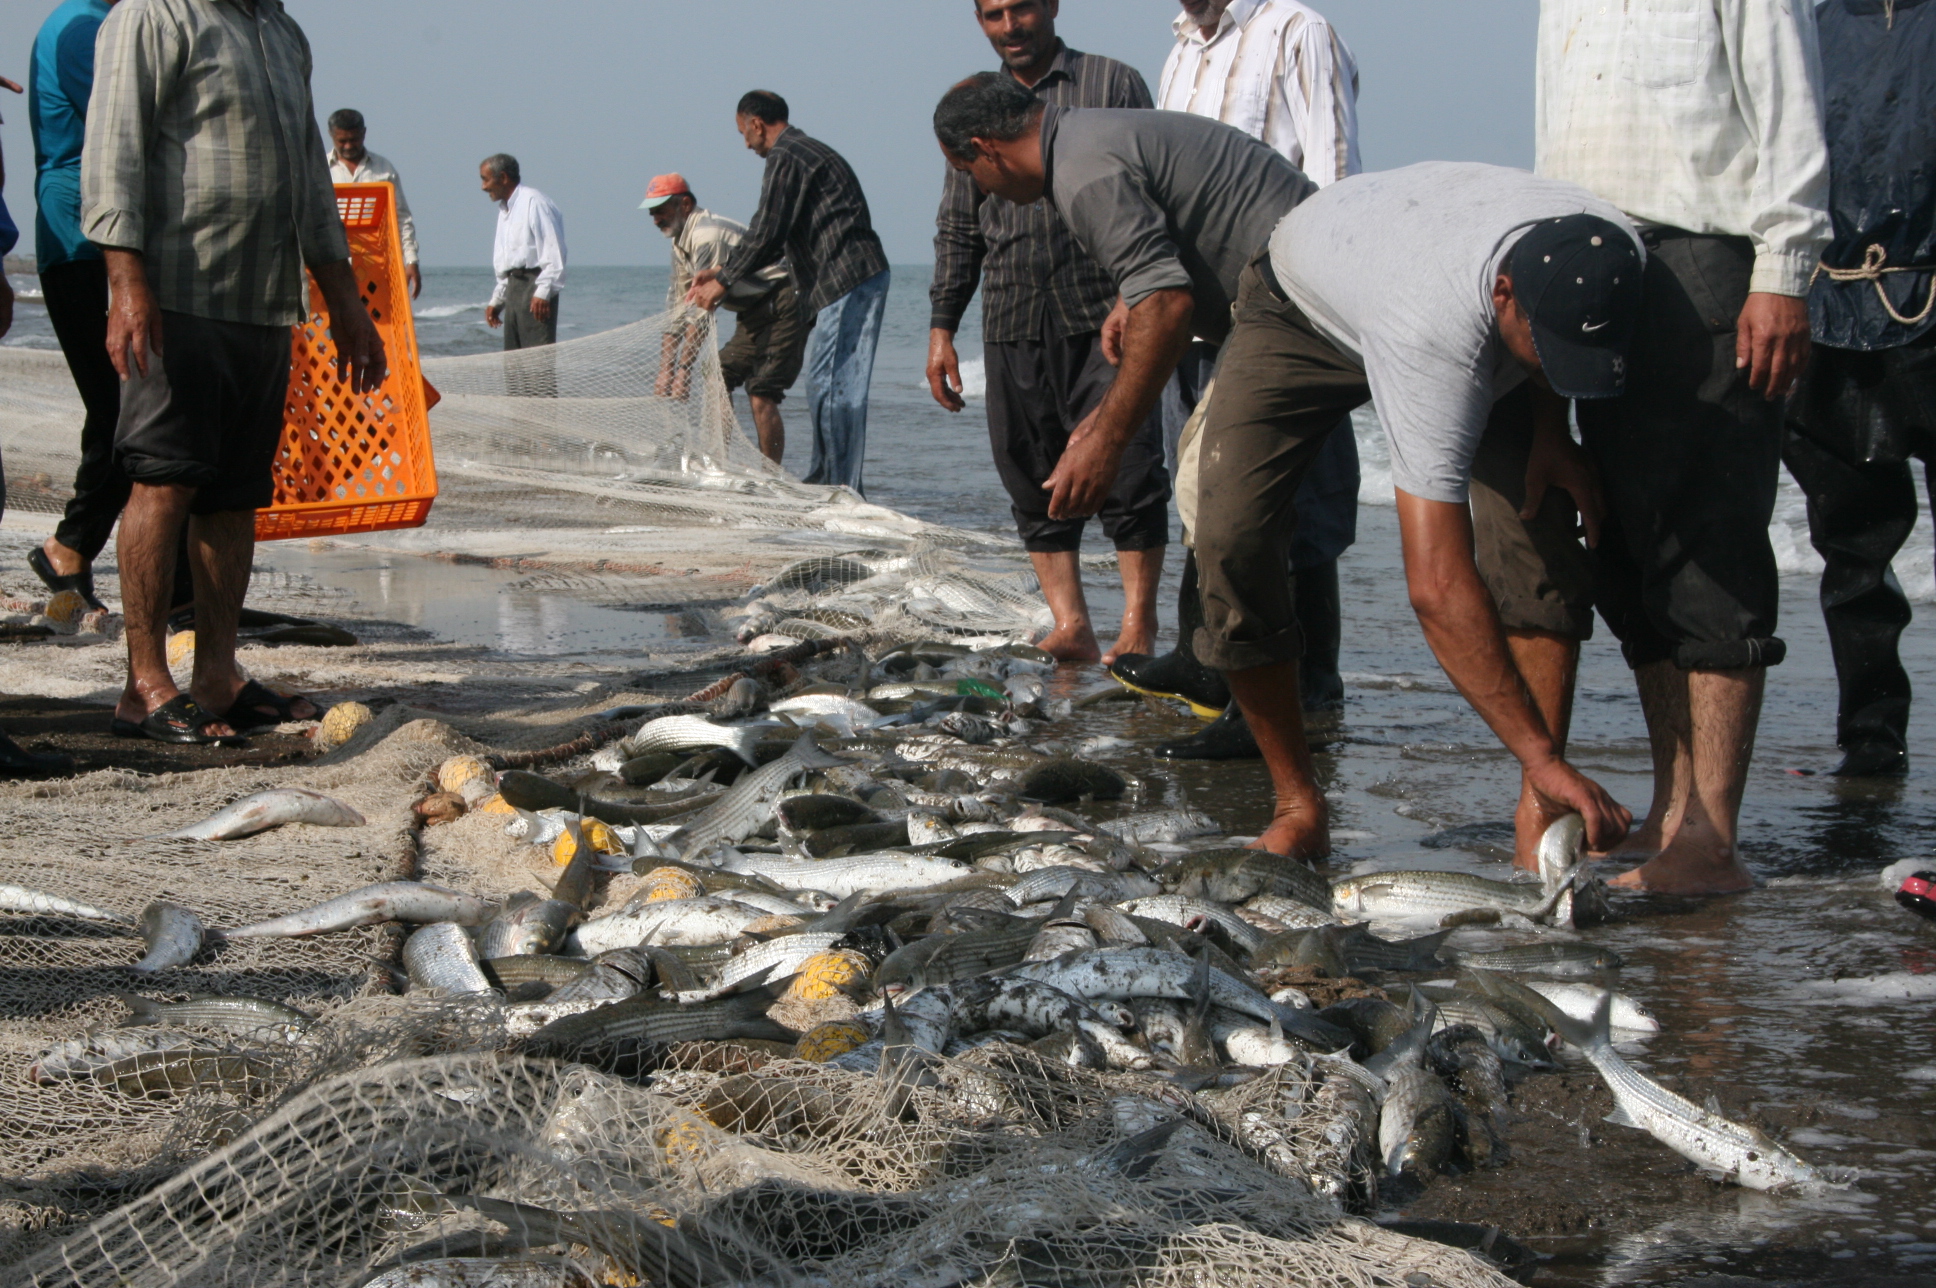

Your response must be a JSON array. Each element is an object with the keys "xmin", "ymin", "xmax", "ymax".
[
  {"xmin": 81, "ymin": 0, "xmax": 348, "ymax": 327},
  {"xmin": 716, "ymin": 127, "xmax": 888, "ymax": 317},
  {"xmin": 930, "ymin": 45, "xmax": 1151, "ymax": 342}
]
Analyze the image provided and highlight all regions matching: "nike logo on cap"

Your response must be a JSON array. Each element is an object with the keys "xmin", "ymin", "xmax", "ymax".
[{"xmin": 1581, "ymin": 319, "xmax": 1610, "ymax": 333}]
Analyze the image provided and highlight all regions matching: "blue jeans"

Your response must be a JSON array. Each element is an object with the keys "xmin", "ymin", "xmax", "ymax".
[
  {"xmin": 803, "ymin": 268, "xmax": 890, "ymax": 492},
  {"xmin": 1163, "ymin": 339, "xmax": 1359, "ymax": 570}
]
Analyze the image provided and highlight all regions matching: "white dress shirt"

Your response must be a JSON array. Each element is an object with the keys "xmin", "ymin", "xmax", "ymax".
[
  {"xmin": 1158, "ymin": 0, "xmax": 1360, "ymax": 187},
  {"xmin": 490, "ymin": 183, "xmax": 567, "ymax": 305},
  {"xmin": 329, "ymin": 148, "xmax": 419, "ymax": 265},
  {"xmin": 1535, "ymin": 0, "xmax": 1831, "ymax": 297}
]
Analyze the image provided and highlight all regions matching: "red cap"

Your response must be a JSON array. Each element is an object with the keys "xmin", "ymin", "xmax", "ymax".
[{"xmin": 640, "ymin": 173, "xmax": 692, "ymax": 210}]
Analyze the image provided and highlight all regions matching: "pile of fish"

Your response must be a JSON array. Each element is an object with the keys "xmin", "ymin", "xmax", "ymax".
[{"xmin": 6, "ymin": 638, "xmax": 1848, "ymax": 1284}]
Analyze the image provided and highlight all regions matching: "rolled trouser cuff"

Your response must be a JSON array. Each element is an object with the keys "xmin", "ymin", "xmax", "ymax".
[
  {"xmin": 1673, "ymin": 637, "xmax": 1786, "ymax": 671},
  {"xmin": 1194, "ymin": 622, "xmax": 1303, "ymax": 673}
]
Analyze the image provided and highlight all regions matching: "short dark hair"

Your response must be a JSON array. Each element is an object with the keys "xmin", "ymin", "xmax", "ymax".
[
  {"xmin": 481, "ymin": 153, "xmax": 520, "ymax": 184},
  {"xmin": 934, "ymin": 72, "xmax": 1039, "ymax": 163},
  {"xmin": 736, "ymin": 90, "xmax": 789, "ymax": 125},
  {"xmin": 327, "ymin": 107, "xmax": 365, "ymax": 133}
]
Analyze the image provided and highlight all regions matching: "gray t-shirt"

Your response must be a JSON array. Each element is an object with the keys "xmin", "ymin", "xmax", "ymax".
[
  {"xmin": 1042, "ymin": 105, "xmax": 1315, "ymax": 344},
  {"xmin": 1269, "ymin": 161, "xmax": 1640, "ymax": 504}
]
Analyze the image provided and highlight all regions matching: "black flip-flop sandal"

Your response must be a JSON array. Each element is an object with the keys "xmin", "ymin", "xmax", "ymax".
[
  {"xmin": 27, "ymin": 547, "xmax": 105, "ymax": 613},
  {"xmin": 222, "ymin": 679, "xmax": 318, "ymax": 732},
  {"xmin": 110, "ymin": 694, "xmax": 246, "ymax": 746}
]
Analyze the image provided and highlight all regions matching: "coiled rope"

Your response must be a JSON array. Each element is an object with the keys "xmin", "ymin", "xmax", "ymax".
[{"xmin": 1814, "ymin": 243, "xmax": 1936, "ymax": 327}]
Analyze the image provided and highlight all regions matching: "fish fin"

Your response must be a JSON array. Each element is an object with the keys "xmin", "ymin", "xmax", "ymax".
[
  {"xmin": 720, "ymin": 962, "xmax": 779, "ymax": 995},
  {"xmin": 725, "ymin": 973, "xmax": 799, "ymax": 1012},
  {"xmin": 790, "ymin": 730, "xmax": 845, "ymax": 770},
  {"xmin": 1705, "ymin": 1093, "xmax": 1723, "ymax": 1116},
  {"xmin": 1404, "ymin": 927, "xmax": 1457, "ymax": 969},
  {"xmin": 114, "ymin": 992, "xmax": 161, "ymax": 1026},
  {"xmin": 1604, "ymin": 1106, "xmax": 1640, "ymax": 1129},
  {"xmin": 1477, "ymin": 968, "xmax": 1612, "ymax": 1053},
  {"xmin": 730, "ymin": 727, "xmax": 764, "ymax": 769}
]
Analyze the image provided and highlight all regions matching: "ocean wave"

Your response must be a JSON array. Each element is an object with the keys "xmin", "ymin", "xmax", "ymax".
[{"xmin": 415, "ymin": 301, "xmax": 490, "ymax": 319}]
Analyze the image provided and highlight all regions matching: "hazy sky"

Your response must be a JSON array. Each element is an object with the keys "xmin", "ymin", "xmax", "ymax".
[{"xmin": 1, "ymin": 0, "xmax": 1537, "ymax": 268}]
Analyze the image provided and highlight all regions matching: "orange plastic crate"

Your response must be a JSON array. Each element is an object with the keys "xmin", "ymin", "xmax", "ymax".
[{"xmin": 256, "ymin": 182, "xmax": 439, "ymax": 541}]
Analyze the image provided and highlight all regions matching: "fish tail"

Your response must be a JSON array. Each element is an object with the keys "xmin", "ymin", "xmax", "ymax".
[
  {"xmin": 729, "ymin": 727, "xmax": 764, "ymax": 768},
  {"xmin": 790, "ymin": 730, "xmax": 844, "ymax": 770},
  {"xmin": 1474, "ymin": 967, "xmax": 1610, "ymax": 1053}
]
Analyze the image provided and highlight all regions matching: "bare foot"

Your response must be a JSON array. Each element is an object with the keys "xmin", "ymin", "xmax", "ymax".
[
  {"xmin": 1248, "ymin": 796, "xmax": 1331, "ymax": 862},
  {"xmin": 1034, "ymin": 621, "xmax": 1102, "ymax": 664},
  {"xmin": 41, "ymin": 537, "xmax": 86, "ymax": 579},
  {"xmin": 114, "ymin": 687, "xmax": 238, "ymax": 739},
  {"xmin": 1607, "ymin": 839, "xmax": 1753, "ymax": 895},
  {"xmin": 1101, "ymin": 621, "xmax": 1156, "ymax": 667},
  {"xmin": 197, "ymin": 677, "xmax": 319, "ymax": 724}
]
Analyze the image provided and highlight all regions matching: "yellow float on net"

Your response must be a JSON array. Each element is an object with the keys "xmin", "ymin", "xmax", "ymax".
[
  {"xmin": 636, "ymin": 866, "xmax": 705, "ymax": 902},
  {"xmin": 550, "ymin": 816, "xmax": 623, "ymax": 866},
  {"xmin": 786, "ymin": 949, "xmax": 872, "ymax": 1001},
  {"xmin": 314, "ymin": 700, "xmax": 374, "ymax": 751},
  {"xmin": 795, "ymin": 1019, "xmax": 871, "ymax": 1062}
]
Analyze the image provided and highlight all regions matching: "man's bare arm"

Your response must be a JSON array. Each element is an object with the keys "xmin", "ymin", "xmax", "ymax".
[
  {"xmin": 103, "ymin": 249, "xmax": 164, "ymax": 378},
  {"xmin": 311, "ymin": 258, "xmax": 387, "ymax": 394},
  {"xmin": 1043, "ymin": 288, "xmax": 1193, "ymax": 520},
  {"xmin": 1395, "ymin": 489, "xmax": 1631, "ymax": 849}
]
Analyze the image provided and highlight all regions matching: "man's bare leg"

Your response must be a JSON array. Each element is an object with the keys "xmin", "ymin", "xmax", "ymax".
[
  {"xmin": 749, "ymin": 395, "xmax": 785, "ymax": 464},
  {"xmin": 184, "ymin": 508, "xmax": 310, "ymax": 720},
  {"xmin": 1030, "ymin": 550, "xmax": 1101, "ymax": 663},
  {"xmin": 115, "ymin": 482, "xmax": 235, "ymax": 736},
  {"xmin": 1104, "ymin": 545, "xmax": 1164, "ymax": 665},
  {"xmin": 1611, "ymin": 667, "xmax": 1759, "ymax": 894},
  {"xmin": 1609, "ymin": 659, "xmax": 1692, "ymax": 858},
  {"xmin": 1508, "ymin": 629, "xmax": 1580, "ymax": 871},
  {"xmin": 1227, "ymin": 660, "xmax": 1330, "ymax": 860}
]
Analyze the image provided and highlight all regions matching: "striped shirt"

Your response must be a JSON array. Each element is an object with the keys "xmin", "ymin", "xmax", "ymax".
[
  {"xmin": 1535, "ymin": 0, "xmax": 1831, "ymax": 297},
  {"xmin": 665, "ymin": 208, "xmax": 786, "ymax": 312},
  {"xmin": 1158, "ymin": 0, "xmax": 1360, "ymax": 188},
  {"xmin": 716, "ymin": 127, "xmax": 888, "ymax": 318},
  {"xmin": 929, "ymin": 44, "xmax": 1152, "ymax": 342},
  {"xmin": 81, "ymin": 0, "xmax": 348, "ymax": 327}
]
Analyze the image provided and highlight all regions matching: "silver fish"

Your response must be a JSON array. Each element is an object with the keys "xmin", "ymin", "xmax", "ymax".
[
  {"xmin": 1242, "ymin": 894, "xmax": 1340, "ymax": 929},
  {"xmin": 566, "ymin": 896, "xmax": 767, "ymax": 955},
  {"xmin": 1524, "ymin": 979, "xmax": 1658, "ymax": 1032},
  {"xmin": 673, "ymin": 933, "xmax": 845, "ymax": 1003},
  {"xmin": 673, "ymin": 731, "xmax": 844, "ymax": 856},
  {"xmin": 476, "ymin": 895, "xmax": 578, "ymax": 958},
  {"xmin": 1118, "ymin": 895, "xmax": 1267, "ymax": 953},
  {"xmin": 1331, "ymin": 869, "xmax": 1573, "ymax": 925},
  {"xmin": 1098, "ymin": 809, "xmax": 1220, "ymax": 845},
  {"xmin": 403, "ymin": 923, "xmax": 494, "ymax": 995},
  {"xmin": 1445, "ymin": 940, "xmax": 1624, "ymax": 977},
  {"xmin": 116, "ymin": 991, "xmax": 312, "ymax": 1038},
  {"xmin": 149, "ymin": 787, "xmax": 366, "ymax": 841},
  {"xmin": 1302, "ymin": 1065, "xmax": 1379, "ymax": 1205},
  {"xmin": 1007, "ymin": 947, "xmax": 1349, "ymax": 1048},
  {"xmin": 1366, "ymin": 999, "xmax": 1457, "ymax": 1179},
  {"xmin": 1524, "ymin": 987, "xmax": 1841, "ymax": 1194},
  {"xmin": 1003, "ymin": 866, "xmax": 1158, "ymax": 905},
  {"xmin": 0, "ymin": 884, "xmax": 133, "ymax": 924},
  {"xmin": 716, "ymin": 850, "xmax": 974, "ymax": 898},
  {"xmin": 29, "ymin": 1030, "xmax": 198, "ymax": 1083},
  {"xmin": 1211, "ymin": 1013, "xmax": 1308, "ymax": 1067},
  {"xmin": 132, "ymin": 901, "xmax": 207, "ymax": 972},
  {"xmin": 1536, "ymin": 812, "xmax": 1585, "ymax": 891},
  {"xmin": 625, "ymin": 714, "xmax": 765, "ymax": 767},
  {"xmin": 226, "ymin": 882, "xmax": 491, "ymax": 938},
  {"xmin": 770, "ymin": 694, "xmax": 881, "ymax": 724}
]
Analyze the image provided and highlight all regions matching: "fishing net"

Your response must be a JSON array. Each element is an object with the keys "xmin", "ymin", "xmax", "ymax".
[
  {"xmin": 0, "ymin": 308, "xmax": 1048, "ymax": 644},
  {"xmin": 13, "ymin": 1044, "xmax": 1516, "ymax": 1288}
]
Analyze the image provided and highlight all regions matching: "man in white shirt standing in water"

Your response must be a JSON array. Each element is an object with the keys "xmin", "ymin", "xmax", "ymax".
[
  {"xmin": 327, "ymin": 108, "xmax": 421, "ymax": 299},
  {"xmin": 481, "ymin": 153, "xmax": 566, "ymax": 352},
  {"xmin": 1534, "ymin": 0, "xmax": 1830, "ymax": 893},
  {"xmin": 1111, "ymin": 0, "xmax": 1363, "ymax": 760}
]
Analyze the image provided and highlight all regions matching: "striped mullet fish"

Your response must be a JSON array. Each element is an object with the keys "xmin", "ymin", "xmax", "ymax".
[{"xmin": 673, "ymin": 731, "xmax": 844, "ymax": 856}]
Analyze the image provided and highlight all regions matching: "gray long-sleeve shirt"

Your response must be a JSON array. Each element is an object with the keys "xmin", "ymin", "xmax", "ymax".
[
  {"xmin": 1039, "ymin": 105, "xmax": 1314, "ymax": 344},
  {"xmin": 81, "ymin": 0, "xmax": 348, "ymax": 327}
]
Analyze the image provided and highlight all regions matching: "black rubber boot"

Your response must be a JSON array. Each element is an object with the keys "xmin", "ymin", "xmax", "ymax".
[
  {"xmin": 1155, "ymin": 702, "xmax": 1259, "ymax": 760},
  {"xmin": 0, "ymin": 729, "xmax": 75, "ymax": 778},
  {"xmin": 1108, "ymin": 550, "xmax": 1231, "ymax": 718},
  {"xmin": 1833, "ymin": 741, "xmax": 1908, "ymax": 778},
  {"xmin": 1295, "ymin": 558, "xmax": 1344, "ymax": 713}
]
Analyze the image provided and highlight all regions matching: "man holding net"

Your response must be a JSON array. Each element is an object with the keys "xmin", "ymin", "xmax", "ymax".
[
  {"xmin": 647, "ymin": 172, "xmax": 798, "ymax": 464},
  {"xmin": 82, "ymin": 0, "xmax": 385, "ymax": 743}
]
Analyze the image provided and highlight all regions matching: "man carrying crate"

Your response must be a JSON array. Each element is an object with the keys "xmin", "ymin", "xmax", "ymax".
[{"xmin": 82, "ymin": 0, "xmax": 386, "ymax": 744}]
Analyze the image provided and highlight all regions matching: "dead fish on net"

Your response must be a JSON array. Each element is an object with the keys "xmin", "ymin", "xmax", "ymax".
[
  {"xmin": 362, "ymin": 1258, "xmax": 597, "ymax": 1288},
  {"xmin": 1366, "ymin": 997, "xmax": 1458, "ymax": 1180},
  {"xmin": 116, "ymin": 991, "xmax": 312, "ymax": 1038},
  {"xmin": 29, "ymin": 1030, "xmax": 200, "ymax": 1083},
  {"xmin": 1331, "ymin": 868, "xmax": 1576, "ymax": 926},
  {"xmin": 131, "ymin": 901, "xmax": 210, "ymax": 971},
  {"xmin": 520, "ymin": 977, "xmax": 798, "ymax": 1070},
  {"xmin": 1167, "ymin": 848, "xmax": 1332, "ymax": 911},
  {"xmin": 1098, "ymin": 809, "xmax": 1220, "ymax": 845},
  {"xmin": 477, "ymin": 893, "xmax": 579, "ymax": 958},
  {"xmin": 623, "ymin": 714, "xmax": 766, "ymax": 767},
  {"xmin": 146, "ymin": 787, "xmax": 365, "ymax": 840},
  {"xmin": 672, "ymin": 731, "xmax": 845, "ymax": 856},
  {"xmin": 404, "ymin": 923, "xmax": 495, "ymax": 995},
  {"xmin": 0, "ymin": 884, "xmax": 134, "ymax": 925},
  {"xmin": 1444, "ymin": 939, "xmax": 1624, "ymax": 978},
  {"xmin": 31, "ymin": 1032, "xmax": 278, "ymax": 1097},
  {"xmin": 566, "ymin": 895, "xmax": 769, "ymax": 955},
  {"xmin": 226, "ymin": 882, "xmax": 492, "ymax": 938}
]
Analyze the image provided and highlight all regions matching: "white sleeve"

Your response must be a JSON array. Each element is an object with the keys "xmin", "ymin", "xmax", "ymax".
[
  {"xmin": 1157, "ymin": 40, "xmax": 1184, "ymax": 111},
  {"xmin": 1282, "ymin": 16, "xmax": 1360, "ymax": 187},
  {"xmin": 1720, "ymin": 0, "xmax": 1832, "ymax": 296},
  {"xmin": 533, "ymin": 197, "xmax": 567, "ymax": 299},
  {"xmin": 389, "ymin": 168, "xmax": 420, "ymax": 266}
]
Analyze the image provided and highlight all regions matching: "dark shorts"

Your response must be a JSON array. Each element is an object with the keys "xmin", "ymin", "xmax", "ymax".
[
  {"xmin": 719, "ymin": 281, "xmax": 808, "ymax": 402},
  {"xmin": 114, "ymin": 310, "xmax": 290, "ymax": 514},
  {"xmin": 1577, "ymin": 231, "xmax": 1786, "ymax": 671},
  {"xmin": 1469, "ymin": 384, "xmax": 1597, "ymax": 640},
  {"xmin": 984, "ymin": 326, "xmax": 1169, "ymax": 553}
]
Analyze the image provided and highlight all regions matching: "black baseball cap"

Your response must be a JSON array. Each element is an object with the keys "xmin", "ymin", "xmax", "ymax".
[{"xmin": 1508, "ymin": 214, "xmax": 1644, "ymax": 399}]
